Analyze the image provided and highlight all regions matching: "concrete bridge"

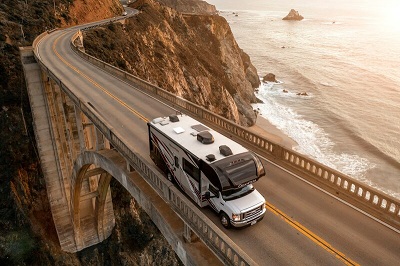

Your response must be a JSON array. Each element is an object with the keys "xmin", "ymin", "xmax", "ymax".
[{"xmin": 20, "ymin": 10, "xmax": 400, "ymax": 266}]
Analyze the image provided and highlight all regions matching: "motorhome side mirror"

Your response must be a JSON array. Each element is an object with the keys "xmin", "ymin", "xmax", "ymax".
[
  {"xmin": 205, "ymin": 191, "xmax": 217, "ymax": 199},
  {"xmin": 204, "ymin": 191, "xmax": 217, "ymax": 199}
]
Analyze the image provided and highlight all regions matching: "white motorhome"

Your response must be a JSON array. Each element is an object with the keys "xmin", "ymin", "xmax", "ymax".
[{"xmin": 148, "ymin": 114, "xmax": 266, "ymax": 228}]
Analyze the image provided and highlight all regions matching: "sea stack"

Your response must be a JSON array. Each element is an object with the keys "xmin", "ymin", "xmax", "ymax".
[
  {"xmin": 262, "ymin": 73, "xmax": 277, "ymax": 83},
  {"xmin": 282, "ymin": 9, "xmax": 304, "ymax": 21}
]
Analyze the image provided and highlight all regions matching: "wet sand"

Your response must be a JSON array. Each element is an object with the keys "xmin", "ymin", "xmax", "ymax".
[{"xmin": 249, "ymin": 115, "xmax": 297, "ymax": 150}]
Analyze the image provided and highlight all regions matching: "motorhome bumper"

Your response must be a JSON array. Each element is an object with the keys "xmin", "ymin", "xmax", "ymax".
[{"xmin": 231, "ymin": 208, "xmax": 266, "ymax": 227}]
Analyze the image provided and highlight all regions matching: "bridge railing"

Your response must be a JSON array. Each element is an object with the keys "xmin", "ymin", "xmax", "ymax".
[
  {"xmin": 68, "ymin": 25, "xmax": 400, "ymax": 231},
  {"xmin": 109, "ymin": 130, "xmax": 254, "ymax": 265},
  {"xmin": 33, "ymin": 28, "xmax": 257, "ymax": 266}
]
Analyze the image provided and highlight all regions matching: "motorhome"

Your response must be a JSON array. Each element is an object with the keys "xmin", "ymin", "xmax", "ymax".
[{"xmin": 148, "ymin": 114, "xmax": 266, "ymax": 228}]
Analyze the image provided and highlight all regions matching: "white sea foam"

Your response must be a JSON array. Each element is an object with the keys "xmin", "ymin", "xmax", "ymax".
[
  {"xmin": 319, "ymin": 81, "xmax": 334, "ymax": 87},
  {"xmin": 253, "ymin": 83, "xmax": 375, "ymax": 179},
  {"xmin": 213, "ymin": 1, "xmax": 400, "ymax": 198}
]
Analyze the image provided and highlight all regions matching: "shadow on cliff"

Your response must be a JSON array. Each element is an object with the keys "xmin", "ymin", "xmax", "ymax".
[{"xmin": 83, "ymin": 0, "xmax": 261, "ymax": 126}]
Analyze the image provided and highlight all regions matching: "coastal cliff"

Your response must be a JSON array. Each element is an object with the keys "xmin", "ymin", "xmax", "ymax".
[
  {"xmin": 64, "ymin": 0, "xmax": 123, "ymax": 26},
  {"xmin": 83, "ymin": 0, "xmax": 261, "ymax": 126},
  {"xmin": 1, "ymin": 0, "xmax": 180, "ymax": 264},
  {"xmin": 157, "ymin": 0, "xmax": 217, "ymax": 14}
]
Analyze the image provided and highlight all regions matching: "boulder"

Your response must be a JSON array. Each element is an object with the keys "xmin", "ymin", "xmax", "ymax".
[
  {"xmin": 262, "ymin": 73, "xmax": 277, "ymax": 83},
  {"xmin": 282, "ymin": 9, "xmax": 304, "ymax": 21}
]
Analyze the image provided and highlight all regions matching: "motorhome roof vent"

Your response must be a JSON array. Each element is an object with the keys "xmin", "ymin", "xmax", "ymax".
[
  {"xmin": 191, "ymin": 124, "xmax": 209, "ymax": 132},
  {"xmin": 152, "ymin": 117, "xmax": 164, "ymax": 124},
  {"xmin": 173, "ymin": 127, "xmax": 185, "ymax": 134},
  {"xmin": 219, "ymin": 145, "xmax": 233, "ymax": 156},
  {"xmin": 169, "ymin": 114, "xmax": 179, "ymax": 122},
  {"xmin": 197, "ymin": 131, "xmax": 214, "ymax": 144},
  {"xmin": 206, "ymin": 154, "xmax": 216, "ymax": 162}
]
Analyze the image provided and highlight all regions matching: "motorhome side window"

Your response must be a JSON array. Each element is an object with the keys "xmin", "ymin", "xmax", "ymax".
[
  {"xmin": 183, "ymin": 158, "xmax": 200, "ymax": 182},
  {"xmin": 174, "ymin": 156, "xmax": 179, "ymax": 167}
]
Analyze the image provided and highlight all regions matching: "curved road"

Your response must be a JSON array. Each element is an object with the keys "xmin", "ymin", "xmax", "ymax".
[{"xmin": 36, "ymin": 11, "xmax": 399, "ymax": 265}]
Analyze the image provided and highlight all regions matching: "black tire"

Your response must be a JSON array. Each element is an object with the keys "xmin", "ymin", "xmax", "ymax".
[{"xmin": 219, "ymin": 212, "xmax": 231, "ymax": 229}]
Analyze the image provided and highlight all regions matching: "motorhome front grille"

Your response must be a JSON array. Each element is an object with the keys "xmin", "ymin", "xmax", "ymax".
[{"xmin": 242, "ymin": 205, "xmax": 263, "ymax": 220}]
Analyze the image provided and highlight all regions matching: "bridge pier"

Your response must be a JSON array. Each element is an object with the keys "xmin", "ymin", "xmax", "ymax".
[
  {"xmin": 74, "ymin": 106, "xmax": 86, "ymax": 153},
  {"xmin": 22, "ymin": 47, "xmax": 116, "ymax": 252},
  {"xmin": 72, "ymin": 162, "xmax": 114, "ymax": 250},
  {"xmin": 22, "ymin": 47, "xmax": 78, "ymax": 252}
]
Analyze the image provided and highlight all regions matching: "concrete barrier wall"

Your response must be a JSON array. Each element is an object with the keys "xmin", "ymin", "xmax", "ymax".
[{"xmin": 67, "ymin": 24, "xmax": 400, "ymax": 231}]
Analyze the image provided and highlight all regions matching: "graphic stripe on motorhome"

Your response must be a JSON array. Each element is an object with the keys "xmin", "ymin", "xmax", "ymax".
[
  {"xmin": 151, "ymin": 133, "xmax": 185, "ymax": 189},
  {"xmin": 188, "ymin": 179, "xmax": 201, "ymax": 200},
  {"xmin": 187, "ymin": 174, "xmax": 218, "ymax": 212},
  {"xmin": 151, "ymin": 132, "xmax": 173, "ymax": 158},
  {"xmin": 187, "ymin": 152, "xmax": 198, "ymax": 167}
]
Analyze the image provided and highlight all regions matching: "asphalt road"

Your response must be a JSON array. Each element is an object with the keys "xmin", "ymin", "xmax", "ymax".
[{"xmin": 36, "ymin": 14, "xmax": 400, "ymax": 266}]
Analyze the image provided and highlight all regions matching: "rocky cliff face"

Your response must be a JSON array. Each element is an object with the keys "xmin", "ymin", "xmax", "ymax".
[
  {"xmin": 64, "ymin": 0, "xmax": 123, "ymax": 26},
  {"xmin": 157, "ymin": 0, "xmax": 217, "ymax": 14},
  {"xmin": 83, "ymin": 0, "xmax": 261, "ymax": 126},
  {"xmin": 1, "ymin": 0, "xmax": 181, "ymax": 264}
]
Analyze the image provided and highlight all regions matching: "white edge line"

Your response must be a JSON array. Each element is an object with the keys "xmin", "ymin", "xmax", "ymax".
[{"xmin": 260, "ymin": 154, "xmax": 400, "ymax": 234}]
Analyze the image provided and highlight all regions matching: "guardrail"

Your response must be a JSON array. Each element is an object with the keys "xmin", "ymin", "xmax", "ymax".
[
  {"xmin": 33, "ymin": 24, "xmax": 256, "ymax": 266},
  {"xmin": 69, "ymin": 21, "xmax": 400, "ymax": 231}
]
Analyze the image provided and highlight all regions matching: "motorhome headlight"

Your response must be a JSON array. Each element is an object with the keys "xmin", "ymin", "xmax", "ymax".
[{"xmin": 232, "ymin": 213, "xmax": 241, "ymax": 222}]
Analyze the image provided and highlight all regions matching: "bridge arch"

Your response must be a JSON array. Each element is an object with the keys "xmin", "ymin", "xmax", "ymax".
[{"xmin": 70, "ymin": 149, "xmax": 131, "ymax": 250}]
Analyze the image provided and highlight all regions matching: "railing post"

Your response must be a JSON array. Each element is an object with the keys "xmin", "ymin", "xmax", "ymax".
[
  {"xmin": 183, "ymin": 223, "xmax": 199, "ymax": 243},
  {"xmin": 126, "ymin": 159, "xmax": 135, "ymax": 173},
  {"xmin": 272, "ymin": 145, "xmax": 284, "ymax": 159}
]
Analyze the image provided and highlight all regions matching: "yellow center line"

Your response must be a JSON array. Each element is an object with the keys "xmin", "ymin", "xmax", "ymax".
[
  {"xmin": 51, "ymin": 32, "xmax": 149, "ymax": 123},
  {"xmin": 266, "ymin": 201, "xmax": 360, "ymax": 266}
]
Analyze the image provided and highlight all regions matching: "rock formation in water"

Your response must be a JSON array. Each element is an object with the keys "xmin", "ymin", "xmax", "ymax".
[
  {"xmin": 282, "ymin": 9, "xmax": 304, "ymax": 21},
  {"xmin": 84, "ymin": 0, "xmax": 260, "ymax": 126},
  {"xmin": 262, "ymin": 73, "xmax": 277, "ymax": 83}
]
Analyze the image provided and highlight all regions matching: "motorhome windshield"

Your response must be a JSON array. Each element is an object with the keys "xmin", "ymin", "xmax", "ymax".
[
  {"xmin": 213, "ymin": 152, "xmax": 258, "ymax": 188},
  {"xmin": 225, "ymin": 159, "xmax": 256, "ymax": 183},
  {"xmin": 221, "ymin": 184, "xmax": 254, "ymax": 201}
]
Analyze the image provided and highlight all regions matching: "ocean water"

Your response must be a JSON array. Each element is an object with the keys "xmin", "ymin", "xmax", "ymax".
[{"xmin": 207, "ymin": 0, "xmax": 400, "ymax": 198}]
